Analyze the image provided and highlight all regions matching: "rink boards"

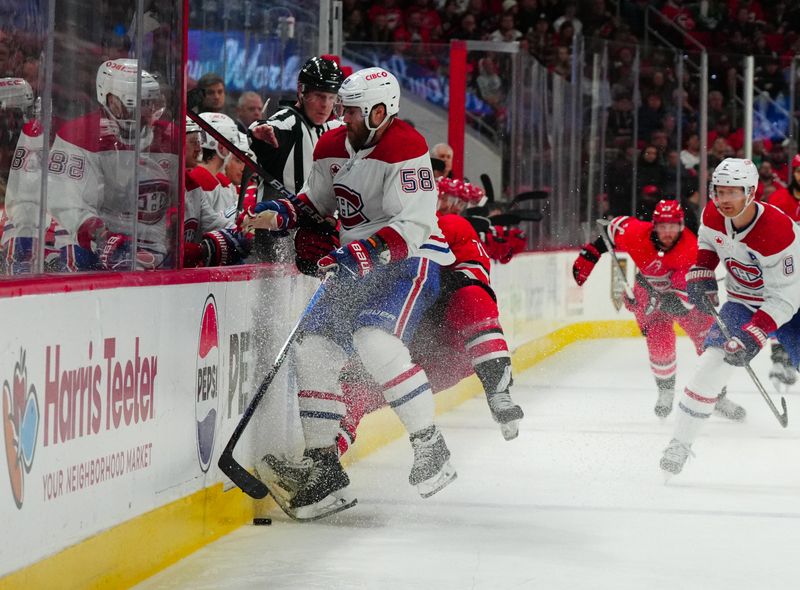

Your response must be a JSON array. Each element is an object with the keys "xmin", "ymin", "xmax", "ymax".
[{"xmin": 0, "ymin": 251, "xmax": 640, "ymax": 589}]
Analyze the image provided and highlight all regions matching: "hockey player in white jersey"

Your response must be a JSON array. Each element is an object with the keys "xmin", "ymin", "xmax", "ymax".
[
  {"xmin": 47, "ymin": 58, "xmax": 178, "ymax": 270},
  {"xmin": 189, "ymin": 112, "xmax": 241, "ymax": 219},
  {"xmin": 661, "ymin": 158, "xmax": 800, "ymax": 475},
  {"xmin": 247, "ymin": 66, "xmax": 457, "ymax": 519},
  {"xmin": 0, "ymin": 77, "xmax": 68, "ymax": 274}
]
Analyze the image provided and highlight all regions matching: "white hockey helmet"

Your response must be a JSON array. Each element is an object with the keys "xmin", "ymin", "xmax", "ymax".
[
  {"xmin": 0, "ymin": 78, "xmax": 34, "ymax": 111},
  {"xmin": 338, "ymin": 67, "xmax": 400, "ymax": 130},
  {"xmin": 198, "ymin": 112, "xmax": 239, "ymax": 160},
  {"xmin": 186, "ymin": 115, "xmax": 202, "ymax": 134},
  {"xmin": 96, "ymin": 59, "xmax": 163, "ymax": 145},
  {"xmin": 235, "ymin": 131, "xmax": 254, "ymax": 159},
  {"xmin": 710, "ymin": 158, "xmax": 759, "ymax": 214}
]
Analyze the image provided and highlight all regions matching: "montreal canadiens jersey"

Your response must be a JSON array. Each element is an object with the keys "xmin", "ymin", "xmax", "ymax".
[
  {"xmin": 437, "ymin": 212, "xmax": 490, "ymax": 285},
  {"xmin": 606, "ymin": 215, "xmax": 698, "ymax": 299},
  {"xmin": 698, "ymin": 200, "xmax": 800, "ymax": 328},
  {"xmin": 47, "ymin": 111, "xmax": 178, "ymax": 267},
  {"xmin": 299, "ymin": 119, "xmax": 454, "ymax": 267},
  {"xmin": 183, "ymin": 171, "xmax": 231, "ymax": 243}
]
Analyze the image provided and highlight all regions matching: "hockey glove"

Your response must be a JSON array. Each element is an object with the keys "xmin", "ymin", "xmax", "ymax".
[
  {"xmin": 294, "ymin": 226, "xmax": 340, "ymax": 277},
  {"xmin": 240, "ymin": 198, "xmax": 299, "ymax": 233},
  {"xmin": 572, "ymin": 243, "xmax": 602, "ymax": 286},
  {"xmin": 657, "ymin": 292, "xmax": 690, "ymax": 317},
  {"xmin": 686, "ymin": 266, "xmax": 718, "ymax": 314},
  {"xmin": 200, "ymin": 228, "xmax": 252, "ymax": 267},
  {"xmin": 318, "ymin": 237, "xmax": 388, "ymax": 279},
  {"xmin": 98, "ymin": 233, "xmax": 133, "ymax": 270},
  {"xmin": 723, "ymin": 326, "xmax": 767, "ymax": 368}
]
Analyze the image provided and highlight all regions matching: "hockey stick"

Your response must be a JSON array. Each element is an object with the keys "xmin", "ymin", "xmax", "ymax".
[
  {"xmin": 186, "ymin": 110, "xmax": 333, "ymax": 232},
  {"xmin": 218, "ymin": 277, "xmax": 330, "ymax": 498},
  {"xmin": 596, "ymin": 219, "xmax": 636, "ymax": 304},
  {"xmin": 511, "ymin": 190, "xmax": 549, "ymax": 205},
  {"xmin": 707, "ymin": 304, "xmax": 789, "ymax": 428}
]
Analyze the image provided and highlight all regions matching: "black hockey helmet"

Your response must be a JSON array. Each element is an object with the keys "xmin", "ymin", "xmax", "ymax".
[{"xmin": 298, "ymin": 56, "xmax": 344, "ymax": 94}]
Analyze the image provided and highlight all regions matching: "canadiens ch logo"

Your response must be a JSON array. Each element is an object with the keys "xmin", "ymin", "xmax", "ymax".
[
  {"xmin": 334, "ymin": 183, "xmax": 369, "ymax": 229},
  {"xmin": 3, "ymin": 348, "xmax": 40, "ymax": 509},
  {"xmin": 725, "ymin": 258, "xmax": 764, "ymax": 289}
]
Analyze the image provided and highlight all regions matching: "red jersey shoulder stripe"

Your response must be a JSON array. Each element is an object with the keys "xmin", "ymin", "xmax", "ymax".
[
  {"xmin": 364, "ymin": 119, "xmax": 428, "ymax": 164},
  {"xmin": 313, "ymin": 126, "xmax": 348, "ymax": 160},
  {"xmin": 190, "ymin": 165, "xmax": 221, "ymax": 191},
  {"xmin": 741, "ymin": 203, "xmax": 796, "ymax": 257},
  {"xmin": 701, "ymin": 200, "xmax": 726, "ymax": 232}
]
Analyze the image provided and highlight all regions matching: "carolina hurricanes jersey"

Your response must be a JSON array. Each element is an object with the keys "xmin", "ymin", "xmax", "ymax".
[
  {"xmin": 183, "ymin": 171, "xmax": 231, "ymax": 243},
  {"xmin": 299, "ymin": 119, "xmax": 454, "ymax": 267},
  {"xmin": 606, "ymin": 215, "xmax": 698, "ymax": 299},
  {"xmin": 437, "ymin": 212, "xmax": 490, "ymax": 285},
  {"xmin": 698, "ymin": 201, "xmax": 800, "ymax": 328},
  {"xmin": 766, "ymin": 189, "xmax": 800, "ymax": 223},
  {"xmin": 47, "ymin": 111, "xmax": 178, "ymax": 268}
]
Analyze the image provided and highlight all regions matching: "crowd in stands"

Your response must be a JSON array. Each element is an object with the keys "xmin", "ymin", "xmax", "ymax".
[{"xmin": 343, "ymin": 0, "xmax": 800, "ymax": 222}]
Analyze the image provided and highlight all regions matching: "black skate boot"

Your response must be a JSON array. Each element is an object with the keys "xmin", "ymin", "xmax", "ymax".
[
  {"xmin": 486, "ymin": 390, "xmax": 524, "ymax": 440},
  {"xmin": 257, "ymin": 454, "xmax": 313, "ymax": 495},
  {"xmin": 770, "ymin": 342, "xmax": 797, "ymax": 393},
  {"xmin": 409, "ymin": 426, "xmax": 457, "ymax": 498},
  {"xmin": 288, "ymin": 447, "xmax": 356, "ymax": 521},
  {"xmin": 713, "ymin": 387, "xmax": 746, "ymax": 422},
  {"xmin": 660, "ymin": 438, "xmax": 695, "ymax": 476}
]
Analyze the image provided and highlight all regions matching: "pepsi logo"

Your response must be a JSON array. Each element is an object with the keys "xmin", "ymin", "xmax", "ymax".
[
  {"xmin": 725, "ymin": 258, "xmax": 764, "ymax": 289},
  {"xmin": 195, "ymin": 295, "xmax": 220, "ymax": 472}
]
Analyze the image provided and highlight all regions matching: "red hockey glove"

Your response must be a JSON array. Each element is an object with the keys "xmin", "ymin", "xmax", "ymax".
[
  {"xmin": 572, "ymin": 243, "xmax": 602, "ymax": 286},
  {"xmin": 318, "ymin": 237, "xmax": 388, "ymax": 279},
  {"xmin": 294, "ymin": 226, "xmax": 340, "ymax": 277}
]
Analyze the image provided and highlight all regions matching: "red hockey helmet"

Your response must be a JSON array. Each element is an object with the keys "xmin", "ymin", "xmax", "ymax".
[
  {"xmin": 652, "ymin": 199, "xmax": 684, "ymax": 225},
  {"xmin": 462, "ymin": 182, "xmax": 486, "ymax": 204},
  {"xmin": 437, "ymin": 177, "xmax": 469, "ymax": 214},
  {"xmin": 437, "ymin": 176, "xmax": 461, "ymax": 198},
  {"xmin": 792, "ymin": 153, "xmax": 800, "ymax": 169}
]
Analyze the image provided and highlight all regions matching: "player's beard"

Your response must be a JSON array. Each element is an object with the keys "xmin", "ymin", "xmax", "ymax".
[{"xmin": 346, "ymin": 121, "xmax": 370, "ymax": 151}]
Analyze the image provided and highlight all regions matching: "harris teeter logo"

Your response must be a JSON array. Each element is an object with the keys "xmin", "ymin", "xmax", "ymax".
[
  {"xmin": 3, "ymin": 348, "xmax": 40, "ymax": 509},
  {"xmin": 196, "ymin": 295, "xmax": 220, "ymax": 473}
]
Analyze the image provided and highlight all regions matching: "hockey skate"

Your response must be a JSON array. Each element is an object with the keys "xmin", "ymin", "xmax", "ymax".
[
  {"xmin": 409, "ymin": 426, "xmax": 457, "ymax": 498},
  {"xmin": 654, "ymin": 388, "xmax": 675, "ymax": 418},
  {"xmin": 713, "ymin": 388, "xmax": 746, "ymax": 422},
  {"xmin": 660, "ymin": 438, "xmax": 694, "ymax": 476},
  {"xmin": 287, "ymin": 448, "xmax": 357, "ymax": 521},
  {"xmin": 769, "ymin": 343, "xmax": 797, "ymax": 394},
  {"xmin": 486, "ymin": 390, "xmax": 524, "ymax": 440}
]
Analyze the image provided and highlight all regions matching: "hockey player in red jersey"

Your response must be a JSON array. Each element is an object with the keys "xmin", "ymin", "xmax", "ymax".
[
  {"xmin": 661, "ymin": 158, "xmax": 800, "ymax": 475},
  {"xmin": 249, "ymin": 66, "xmax": 457, "ymax": 519},
  {"xmin": 573, "ymin": 200, "xmax": 745, "ymax": 420}
]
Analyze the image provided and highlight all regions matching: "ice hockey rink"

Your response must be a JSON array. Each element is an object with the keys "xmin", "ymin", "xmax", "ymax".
[{"xmin": 135, "ymin": 337, "xmax": 800, "ymax": 590}]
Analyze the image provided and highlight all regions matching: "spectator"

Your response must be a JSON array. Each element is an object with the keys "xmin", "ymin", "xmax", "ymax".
[
  {"xmin": 516, "ymin": 0, "xmax": 541, "ymax": 34},
  {"xmin": 476, "ymin": 56, "xmax": 507, "ymax": 119},
  {"xmin": 524, "ymin": 13, "xmax": 553, "ymax": 64},
  {"xmin": 368, "ymin": 0, "xmax": 404, "ymax": 33},
  {"xmin": 395, "ymin": 10, "xmax": 432, "ymax": 52},
  {"xmin": 606, "ymin": 89, "xmax": 634, "ymax": 149},
  {"xmin": 454, "ymin": 12, "xmax": 482, "ymax": 40},
  {"xmin": 680, "ymin": 132, "xmax": 701, "ymax": 172},
  {"xmin": 768, "ymin": 142, "xmax": 789, "ymax": 183},
  {"xmin": 755, "ymin": 159, "xmax": 782, "ymax": 200},
  {"xmin": 696, "ymin": 0, "xmax": 726, "ymax": 31},
  {"xmin": 440, "ymin": 0, "xmax": 463, "ymax": 39},
  {"xmin": 582, "ymin": 0, "xmax": 615, "ymax": 38},
  {"xmin": 754, "ymin": 56, "xmax": 788, "ymax": 98},
  {"xmin": 750, "ymin": 137, "xmax": 772, "ymax": 167},
  {"xmin": 707, "ymin": 115, "xmax": 744, "ymax": 152},
  {"xmin": 369, "ymin": 13, "xmax": 395, "ymax": 43},
  {"xmin": 197, "ymin": 72, "xmax": 226, "ymax": 114},
  {"xmin": 234, "ymin": 91, "xmax": 264, "ymax": 134},
  {"xmin": 649, "ymin": 129, "xmax": 670, "ymax": 162},
  {"xmin": 708, "ymin": 136, "xmax": 732, "ymax": 170},
  {"xmin": 636, "ymin": 184, "xmax": 662, "ymax": 221},
  {"xmin": 659, "ymin": 0, "xmax": 696, "ymax": 31},
  {"xmin": 552, "ymin": 1, "xmax": 582, "ymax": 36},
  {"xmin": 729, "ymin": 0, "xmax": 766, "ymax": 25},
  {"xmin": 344, "ymin": 9, "xmax": 370, "ymax": 43},
  {"xmin": 406, "ymin": 0, "xmax": 442, "ymax": 38},
  {"xmin": 550, "ymin": 45, "xmax": 571, "ymax": 79},
  {"xmin": 636, "ymin": 145, "xmax": 667, "ymax": 197},
  {"xmin": 489, "ymin": 12, "xmax": 524, "ymax": 42},
  {"xmin": 659, "ymin": 114, "xmax": 679, "ymax": 151},
  {"xmin": 432, "ymin": 142, "xmax": 455, "ymax": 178},
  {"xmin": 637, "ymin": 93, "xmax": 665, "ymax": 142},
  {"xmin": 605, "ymin": 144, "xmax": 634, "ymax": 216},
  {"xmin": 706, "ymin": 90, "xmax": 732, "ymax": 129},
  {"xmin": 554, "ymin": 20, "xmax": 576, "ymax": 48},
  {"xmin": 680, "ymin": 177, "xmax": 701, "ymax": 235}
]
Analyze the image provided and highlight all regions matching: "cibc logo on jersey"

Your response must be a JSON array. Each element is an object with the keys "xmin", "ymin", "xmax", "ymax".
[
  {"xmin": 334, "ymin": 183, "xmax": 370, "ymax": 229},
  {"xmin": 725, "ymin": 257, "xmax": 764, "ymax": 289},
  {"xmin": 195, "ymin": 295, "xmax": 220, "ymax": 473}
]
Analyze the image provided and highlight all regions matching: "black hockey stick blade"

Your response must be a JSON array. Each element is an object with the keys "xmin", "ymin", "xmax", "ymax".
[
  {"xmin": 490, "ymin": 210, "xmax": 543, "ymax": 226},
  {"xmin": 465, "ymin": 215, "xmax": 492, "ymax": 234},
  {"xmin": 512, "ymin": 190, "xmax": 549, "ymax": 204},
  {"xmin": 218, "ymin": 278, "xmax": 330, "ymax": 497},
  {"xmin": 779, "ymin": 396, "xmax": 788, "ymax": 427},
  {"xmin": 480, "ymin": 173, "xmax": 495, "ymax": 203},
  {"xmin": 465, "ymin": 205, "xmax": 489, "ymax": 217}
]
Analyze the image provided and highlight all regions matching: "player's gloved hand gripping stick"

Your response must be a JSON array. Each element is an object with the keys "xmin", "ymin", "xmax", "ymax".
[
  {"xmin": 707, "ymin": 302, "xmax": 789, "ymax": 428},
  {"xmin": 596, "ymin": 219, "xmax": 637, "ymax": 307},
  {"xmin": 217, "ymin": 276, "xmax": 331, "ymax": 498}
]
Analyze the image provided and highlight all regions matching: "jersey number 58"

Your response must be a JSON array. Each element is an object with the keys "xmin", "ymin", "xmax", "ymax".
[{"xmin": 400, "ymin": 168, "xmax": 434, "ymax": 193}]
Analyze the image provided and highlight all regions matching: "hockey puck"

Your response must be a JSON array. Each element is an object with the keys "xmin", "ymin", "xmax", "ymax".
[{"xmin": 253, "ymin": 518, "xmax": 272, "ymax": 526}]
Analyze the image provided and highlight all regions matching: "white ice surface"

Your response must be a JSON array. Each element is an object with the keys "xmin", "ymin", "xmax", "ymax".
[{"xmin": 135, "ymin": 338, "xmax": 800, "ymax": 590}]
